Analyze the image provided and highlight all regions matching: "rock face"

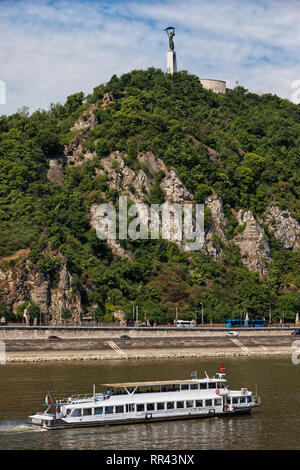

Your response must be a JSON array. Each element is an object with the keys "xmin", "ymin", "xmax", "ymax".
[
  {"xmin": 47, "ymin": 159, "xmax": 64, "ymax": 186},
  {"xmin": 0, "ymin": 256, "xmax": 82, "ymax": 325},
  {"xmin": 95, "ymin": 151, "xmax": 193, "ymax": 205},
  {"xmin": 65, "ymin": 104, "xmax": 98, "ymax": 166},
  {"xmin": 102, "ymin": 92, "xmax": 114, "ymax": 103},
  {"xmin": 161, "ymin": 170, "xmax": 193, "ymax": 203},
  {"xmin": 64, "ymin": 128, "xmax": 92, "ymax": 165},
  {"xmin": 89, "ymin": 203, "xmax": 133, "ymax": 259},
  {"xmin": 48, "ymin": 263, "xmax": 81, "ymax": 325},
  {"xmin": 264, "ymin": 205, "xmax": 300, "ymax": 250},
  {"xmin": 70, "ymin": 104, "xmax": 98, "ymax": 132},
  {"xmin": 234, "ymin": 210, "xmax": 271, "ymax": 275},
  {"xmin": 90, "ymin": 151, "xmax": 195, "ymax": 254},
  {"xmin": 204, "ymin": 194, "xmax": 226, "ymax": 259}
]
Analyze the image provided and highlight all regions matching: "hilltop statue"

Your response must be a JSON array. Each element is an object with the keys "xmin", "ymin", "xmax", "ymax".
[
  {"xmin": 164, "ymin": 26, "xmax": 177, "ymax": 74},
  {"xmin": 165, "ymin": 27, "xmax": 175, "ymax": 51}
]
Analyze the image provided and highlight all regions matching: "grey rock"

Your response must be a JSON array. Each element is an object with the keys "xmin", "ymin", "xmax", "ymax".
[
  {"xmin": 264, "ymin": 205, "xmax": 300, "ymax": 250},
  {"xmin": 234, "ymin": 210, "xmax": 271, "ymax": 275}
]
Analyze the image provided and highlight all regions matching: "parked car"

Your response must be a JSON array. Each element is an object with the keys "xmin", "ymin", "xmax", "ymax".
[
  {"xmin": 291, "ymin": 329, "xmax": 300, "ymax": 336},
  {"xmin": 120, "ymin": 335, "xmax": 131, "ymax": 340},
  {"xmin": 48, "ymin": 335, "xmax": 62, "ymax": 341},
  {"xmin": 226, "ymin": 331, "xmax": 239, "ymax": 337}
]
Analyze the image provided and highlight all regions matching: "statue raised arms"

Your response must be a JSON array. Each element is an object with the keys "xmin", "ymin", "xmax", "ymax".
[{"xmin": 164, "ymin": 27, "xmax": 175, "ymax": 51}]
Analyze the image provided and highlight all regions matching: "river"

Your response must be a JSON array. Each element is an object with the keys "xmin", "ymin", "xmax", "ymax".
[{"xmin": 0, "ymin": 356, "xmax": 299, "ymax": 450}]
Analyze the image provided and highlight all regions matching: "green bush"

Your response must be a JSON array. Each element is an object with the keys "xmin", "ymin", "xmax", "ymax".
[{"xmin": 95, "ymin": 138, "xmax": 109, "ymax": 158}]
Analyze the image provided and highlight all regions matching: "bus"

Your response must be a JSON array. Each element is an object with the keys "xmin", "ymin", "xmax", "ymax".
[
  {"xmin": 225, "ymin": 319, "xmax": 268, "ymax": 328},
  {"xmin": 176, "ymin": 320, "xmax": 196, "ymax": 328}
]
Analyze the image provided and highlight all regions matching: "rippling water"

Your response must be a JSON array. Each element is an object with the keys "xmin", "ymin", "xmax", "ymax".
[{"xmin": 0, "ymin": 356, "xmax": 299, "ymax": 450}]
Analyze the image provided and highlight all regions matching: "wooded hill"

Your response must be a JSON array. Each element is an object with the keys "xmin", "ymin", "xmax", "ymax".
[{"xmin": 0, "ymin": 69, "xmax": 299, "ymax": 324}]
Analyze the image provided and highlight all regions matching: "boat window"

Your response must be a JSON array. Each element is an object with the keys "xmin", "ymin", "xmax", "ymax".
[
  {"xmin": 195, "ymin": 400, "xmax": 203, "ymax": 407},
  {"xmin": 232, "ymin": 397, "xmax": 239, "ymax": 404},
  {"xmin": 176, "ymin": 401, "xmax": 184, "ymax": 409},
  {"xmin": 83, "ymin": 408, "xmax": 92, "ymax": 416},
  {"xmin": 157, "ymin": 402, "xmax": 165, "ymax": 410},
  {"xmin": 71, "ymin": 408, "xmax": 81, "ymax": 417},
  {"xmin": 126, "ymin": 404, "xmax": 135, "ymax": 413},
  {"xmin": 146, "ymin": 403, "xmax": 155, "ymax": 411},
  {"xmin": 116, "ymin": 405, "xmax": 124, "ymax": 413},
  {"xmin": 247, "ymin": 396, "xmax": 252, "ymax": 403},
  {"xmin": 190, "ymin": 384, "xmax": 198, "ymax": 390},
  {"xmin": 185, "ymin": 400, "xmax": 194, "ymax": 408},
  {"xmin": 94, "ymin": 407, "xmax": 103, "ymax": 415},
  {"xmin": 181, "ymin": 384, "xmax": 189, "ymax": 390},
  {"xmin": 161, "ymin": 386, "xmax": 174, "ymax": 392},
  {"xmin": 205, "ymin": 399, "xmax": 213, "ymax": 407},
  {"xmin": 240, "ymin": 397, "xmax": 246, "ymax": 404},
  {"xmin": 105, "ymin": 406, "xmax": 114, "ymax": 414},
  {"xmin": 136, "ymin": 404, "xmax": 145, "ymax": 412},
  {"xmin": 208, "ymin": 383, "xmax": 216, "ymax": 389},
  {"xmin": 200, "ymin": 383, "xmax": 207, "ymax": 389},
  {"xmin": 167, "ymin": 402, "xmax": 175, "ymax": 409},
  {"xmin": 214, "ymin": 399, "xmax": 222, "ymax": 406}
]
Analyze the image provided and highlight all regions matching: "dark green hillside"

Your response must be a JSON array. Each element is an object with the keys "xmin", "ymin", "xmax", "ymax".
[{"xmin": 0, "ymin": 69, "xmax": 299, "ymax": 324}]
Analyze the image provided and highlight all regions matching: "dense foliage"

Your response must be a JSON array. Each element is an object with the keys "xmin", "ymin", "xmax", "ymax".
[{"xmin": 0, "ymin": 69, "xmax": 299, "ymax": 324}]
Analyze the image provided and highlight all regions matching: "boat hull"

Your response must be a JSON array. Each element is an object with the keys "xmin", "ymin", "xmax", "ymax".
[{"xmin": 28, "ymin": 407, "xmax": 255, "ymax": 431}]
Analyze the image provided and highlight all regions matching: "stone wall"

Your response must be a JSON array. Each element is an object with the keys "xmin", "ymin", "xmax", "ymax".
[{"xmin": 0, "ymin": 326, "xmax": 292, "ymax": 340}]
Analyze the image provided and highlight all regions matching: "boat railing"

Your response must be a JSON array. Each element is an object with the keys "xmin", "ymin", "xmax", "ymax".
[{"xmin": 56, "ymin": 393, "xmax": 104, "ymax": 404}]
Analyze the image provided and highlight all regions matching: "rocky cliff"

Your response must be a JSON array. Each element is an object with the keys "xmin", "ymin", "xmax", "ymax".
[
  {"xmin": 0, "ymin": 251, "xmax": 82, "ymax": 325},
  {"xmin": 264, "ymin": 205, "xmax": 300, "ymax": 250}
]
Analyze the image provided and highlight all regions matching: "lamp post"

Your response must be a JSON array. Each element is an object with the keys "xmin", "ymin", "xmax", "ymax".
[{"xmin": 200, "ymin": 303, "xmax": 204, "ymax": 325}]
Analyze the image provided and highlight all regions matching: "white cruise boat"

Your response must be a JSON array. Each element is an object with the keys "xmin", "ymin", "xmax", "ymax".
[{"xmin": 28, "ymin": 370, "xmax": 261, "ymax": 430}]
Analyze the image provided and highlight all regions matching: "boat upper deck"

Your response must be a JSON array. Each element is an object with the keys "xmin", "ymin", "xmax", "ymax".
[
  {"xmin": 102, "ymin": 377, "xmax": 227, "ymax": 388},
  {"xmin": 55, "ymin": 388, "xmax": 251, "ymax": 409}
]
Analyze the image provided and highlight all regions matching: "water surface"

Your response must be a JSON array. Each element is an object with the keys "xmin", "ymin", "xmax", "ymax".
[{"xmin": 0, "ymin": 356, "xmax": 299, "ymax": 450}]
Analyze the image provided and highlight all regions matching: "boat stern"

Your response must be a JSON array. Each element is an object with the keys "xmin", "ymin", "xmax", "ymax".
[{"xmin": 28, "ymin": 412, "xmax": 55, "ymax": 429}]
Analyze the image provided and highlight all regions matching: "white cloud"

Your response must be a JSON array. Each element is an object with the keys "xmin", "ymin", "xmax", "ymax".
[{"xmin": 1, "ymin": 0, "xmax": 300, "ymax": 115}]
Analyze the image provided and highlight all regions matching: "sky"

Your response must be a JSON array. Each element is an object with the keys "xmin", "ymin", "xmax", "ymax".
[{"xmin": 1, "ymin": 0, "xmax": 300, "ymax": 115}]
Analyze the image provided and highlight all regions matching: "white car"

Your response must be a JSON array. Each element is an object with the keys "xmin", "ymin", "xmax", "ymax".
[{"xmin": 227, "ymin": 331, "xmax": 239, "ymax": 337}]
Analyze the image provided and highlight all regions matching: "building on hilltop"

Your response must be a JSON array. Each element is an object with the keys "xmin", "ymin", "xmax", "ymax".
[{"xmin": 199, "ymin": 78, "xmax": 227, "ymax": 94}]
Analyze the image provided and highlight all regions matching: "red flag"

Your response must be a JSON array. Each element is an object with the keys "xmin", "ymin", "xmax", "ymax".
[{"xmin": 44, "ymin": 393, "xmax": 51, "ymax": 406}]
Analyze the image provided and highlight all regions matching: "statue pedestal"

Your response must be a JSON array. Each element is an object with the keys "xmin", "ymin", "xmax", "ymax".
[{"xmin": 167, "ymin": 50, "xmax": 177, "ymax": 74}]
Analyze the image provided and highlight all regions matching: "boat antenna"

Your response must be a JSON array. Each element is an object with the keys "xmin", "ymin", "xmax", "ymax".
[{"xmin": 93, "ymin": 383, "xmax": 96, "ymax": 401}]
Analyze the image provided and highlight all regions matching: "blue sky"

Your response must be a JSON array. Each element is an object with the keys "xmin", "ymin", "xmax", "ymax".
[{"xmin": 1, "ymin": 0, "xmax": 300, "ymax": 115}]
